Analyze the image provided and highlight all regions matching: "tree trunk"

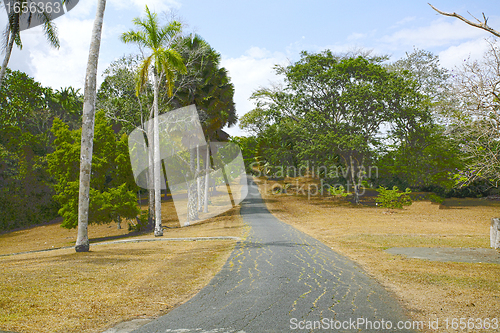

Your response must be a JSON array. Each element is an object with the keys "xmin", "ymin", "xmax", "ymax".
[
  {"xmin": 188, "ymin": 148, "xmax": 198, "ymax": 221},
  {"xmin": 153, "ymin": 70, "xmax": 162, "ymax": 236},
  {"xmin": 0, "ymin": 31, "xmax": 15, "ymax": 88},
  {"xmin": 75, "ymin": 0, "xmax": 107, "ymax": 252},
  {"xmin": 349, "ymin": 155, "xmax": 360, "ymax": 204},
  {"xmin": 147, "ymin": 116, "xmax": 155, "ymax": 230}
]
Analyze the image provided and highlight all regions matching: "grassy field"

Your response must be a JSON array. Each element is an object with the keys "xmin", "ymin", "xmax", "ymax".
[
  {"xmin": 0, "ymin": 200, "xmax": 243, "ymax": 333},
  {"xmin": 255, "ymin": 176, "xmax": 500, "ymax": 333}
]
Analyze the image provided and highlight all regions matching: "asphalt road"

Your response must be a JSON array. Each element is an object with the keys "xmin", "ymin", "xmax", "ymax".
[{"xmin": 131, "ymin": 179, "xmax": 416, "ymax": 333}]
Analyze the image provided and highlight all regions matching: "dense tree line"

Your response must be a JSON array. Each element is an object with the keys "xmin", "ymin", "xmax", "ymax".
[
  {"xmin": 0, "ymin": 8, "xmax": 237, "ymax": 234},
  {"xmin": 240, "ymin": 44, "xmax": 499, "ymax": 199},
  {"xmin": 0, "ymin": 68, "xmax": 82, "ymax": 230}
]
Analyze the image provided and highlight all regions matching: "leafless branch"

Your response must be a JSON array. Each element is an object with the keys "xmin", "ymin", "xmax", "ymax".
[{"xmin": 428, "ymin": 3, "xmax": 500, "ymax": 38}]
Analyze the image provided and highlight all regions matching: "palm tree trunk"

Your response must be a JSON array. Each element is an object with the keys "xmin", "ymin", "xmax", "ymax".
[
  {"xmin": 147, "ymin": 117, "xmax": 155, "ymax": 230},
  {"xmin": 153, "ymin": 70, "xmax": 162, "ymax": 236},
  {"xmin": 75, "ymin": 0, "xmax": 107, "ymax": 252},
  {"xmin": 0, "ymin": 31, "xmax": 15, "ymax": 88}
]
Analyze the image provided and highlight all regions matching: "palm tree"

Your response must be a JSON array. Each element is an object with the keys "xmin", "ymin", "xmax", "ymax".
[
  {"xmin": 171, "ymin": 35, "xmax": 237, "ymax": 215},
  {"xmin": 0, "ymin": 0, "xmax": 62, "ymax": 87},
  {"xmin": 75, "ymin": 0, "xmax": 107, "ymax": 252},
  {"xmin": 121, "ymin": 6, "xmax": 186, "ymax": 237}
]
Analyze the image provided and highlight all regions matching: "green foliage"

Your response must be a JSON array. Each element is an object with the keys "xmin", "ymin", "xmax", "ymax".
[
  {"xmin": 428, "ymin": 193, "xmax": 444, "ymax": 204},
  {"xmin": 230, "ymin": 136, "xmax": 258, "ymax": 173},
  {"xmin": 0, "ymin": 70, "xmax": 86, "ymax": 231},
  {"xmin": 0, "ymin": 69, "xmax": 46, "ymax": 130},
  {"xmin": 48, "ymin": 111, "xmax": 139, "ymax": 229},
  {"xmin": 328, "ymin": 185, "xmax": 349, "ymax": 197},
  {"xmin": 377, "ymin": 125, "xmax": 463, "ymax": 189},
  {"xmin": 129, "ymin": 210, "xmax": 149, "ymax": 232},
  {"xmin": 97, "ymin": 55, "xmax": 152, "ymax": 135},
  {"xmin": 242, "ymin": 50, "xmax": 431, "ymax": 200},
  {"xmin": 0, "ymin": 126, "xmax": 58, "ymax": 230},
  {"xmin": 121, "ymin": 5, "xmax": 186, "ymax": 98},
  {"xmin": 171, "ymin": 34, "xmax": 237, "ymax": 138},
  {"xmin": 375, "ymin": 186, "xmax": 412, "ymax": 209}
]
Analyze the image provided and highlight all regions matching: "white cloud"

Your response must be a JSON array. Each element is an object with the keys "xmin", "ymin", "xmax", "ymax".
[
  {"xmin": 24, "ymin": 15, "xmax": 106, "ymax": 90},
  {"xmin": 380, "ymin": 18, "xmax": 488, "ymax": 49},
  {"xmin": 438, "ymin": 38, "xmax": 491, "ymax": 70},
  {"xmin": 221, "ymin": 47, "xmax": 288, "ymax": 137},
  {"xmin": 391, "ymin": 16, "xmax": 416, "ymax": 29},
  {"xmin": 347, "ymin": 32, "xmax": 366, "ymax": 41}
]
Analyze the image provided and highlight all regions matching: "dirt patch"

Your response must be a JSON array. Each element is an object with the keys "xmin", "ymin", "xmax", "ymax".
[{"xmin": 386, "ymin": 247, "xmax": 500, "ymax": 264}]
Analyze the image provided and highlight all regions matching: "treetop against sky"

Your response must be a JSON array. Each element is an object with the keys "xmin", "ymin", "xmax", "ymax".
[{"xmin": 2, "ymin": 0, "xmax": 499, "ymax": 136}]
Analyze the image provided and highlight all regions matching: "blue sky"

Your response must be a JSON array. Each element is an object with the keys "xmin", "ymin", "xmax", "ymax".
[{"xmin": 3, "ymin": 0, "xmax": 499, "ymax": 136}]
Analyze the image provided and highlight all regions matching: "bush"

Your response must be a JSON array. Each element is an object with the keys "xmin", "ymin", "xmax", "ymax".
[
  {"xmin": 376, "ymin": 186, "xmax": 412, "ymax": 209},
  {"xmin": 128, "ymin": 210, "xmax": 149, "ymax": 232},
  {"xmin": 419, "ymin": 184, "xmax": 447, "ymax": 197},
  {"xmin": 428, "ymin": 193, "xmax": 445, "ymax": 204},
  {"xmin": 328, "ymin": 185, "xmax": 349, "ymax": 197},
  {"xmin": 445, "ymin": 181, "xmax": 492, "ymax": 198}
]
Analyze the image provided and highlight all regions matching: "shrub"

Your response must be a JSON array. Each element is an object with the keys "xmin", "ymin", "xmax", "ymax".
[
  {"xmin": 128, "ymin": 210, "xmax": 149, "ymax": 232},
  {"xmin": 328, "ymin": 185, "xmax": 349, "ymax": 197},
  {"xmin": 376, "ymin": 186, "xmax": 412, "ymax": 209},
  {"xmin": 428, "ymin": 193, "xmax": 444, "ymax": 204}
]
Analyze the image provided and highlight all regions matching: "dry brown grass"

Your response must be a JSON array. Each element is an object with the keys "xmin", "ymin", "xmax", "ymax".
[
  {"xmin": 0, "ymin": 201, "xmax": 243, "ymax": 333},
  {"xmin": 0, "ymin": 200, "xmax": 241, "ymax": 256},
  {"xmin": 255, "ymin": 177, "xmax": 500, "ymax": 332}
]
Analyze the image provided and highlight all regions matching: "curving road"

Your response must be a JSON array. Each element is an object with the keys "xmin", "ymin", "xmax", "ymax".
[{"xmin": 132, "ymin": 179, "xmax": 416, "ymax": 332}]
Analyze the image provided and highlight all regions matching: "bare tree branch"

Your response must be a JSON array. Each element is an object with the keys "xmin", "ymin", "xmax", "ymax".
[{"xmin": 428, "ymin": 3, "xmax": 500, "ymax": 38}]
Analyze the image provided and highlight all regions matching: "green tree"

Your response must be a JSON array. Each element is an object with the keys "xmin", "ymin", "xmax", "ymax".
[
  {"xmin": 121, "ymin": 6, "xmax": 186, "ymax": 236},
  {"xmin": 170, "ymin": 34, "xmax": 237, "ymax": 218},
  {"xmin": 0, "ymin": 69, "xmax": 82, "ymax": 231},
  {"xmin": 243, "ymin": 51, "xmax": 430, "ymax": 203},
  {"xmin": 48, "ymin": 112, "xmax": 139, "ymax": 229},
  {"xmin": 0, "ymin": 68, "xmax": 46, "ymax": 130},
  {"xmin": 97, "ymin": 55, "xmax": 158, "ymax": 229},
  {"xmin": 0, "ymin": 126, "xmax": 57, "ymax": 230},
  {"xmin": 377, "ymin": 125, "xmax": 463, "ymax": 189},
  {"xmin": 231, "ymin": 136, "xmax": 259, "ymax": 173}
]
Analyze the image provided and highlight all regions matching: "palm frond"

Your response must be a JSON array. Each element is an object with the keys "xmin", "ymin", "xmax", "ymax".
[
  {"xmin": 161, "ymin": 49, "xmax": 187, "ymax": 74},
  {"xmin": 142, "ymin": 5, "xmax": 160, "ymax": 49},
  {"xmin": 42, "ymin": 17, "xmax": 60, "ymax": 49},
  {"xmin": 121, "ymin": 30, "xmax": 148, "ymax": 47},
  {"xmin": 135, "ymin": 55, "xmax": 153, "ymax": 96},
  {"xmin": 158, "ymin": 21, "xmax": 182, "ymax": 46}
]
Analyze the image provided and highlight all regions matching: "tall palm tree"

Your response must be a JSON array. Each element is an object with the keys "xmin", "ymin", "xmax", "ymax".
[
  {"xmin": 0, "ymin": 0, "xmax": 62, "ymax": 87},
  {"xmin": 171, "ymin": 35, "xmax": 237, "ymax": 215},
  {"xmin": 75, "ymin": 0, "xmax": 107, "ymax": 252},
  {"xmin": 121, "ymin": 6, "xmax": 186, "ymax": 236}
]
